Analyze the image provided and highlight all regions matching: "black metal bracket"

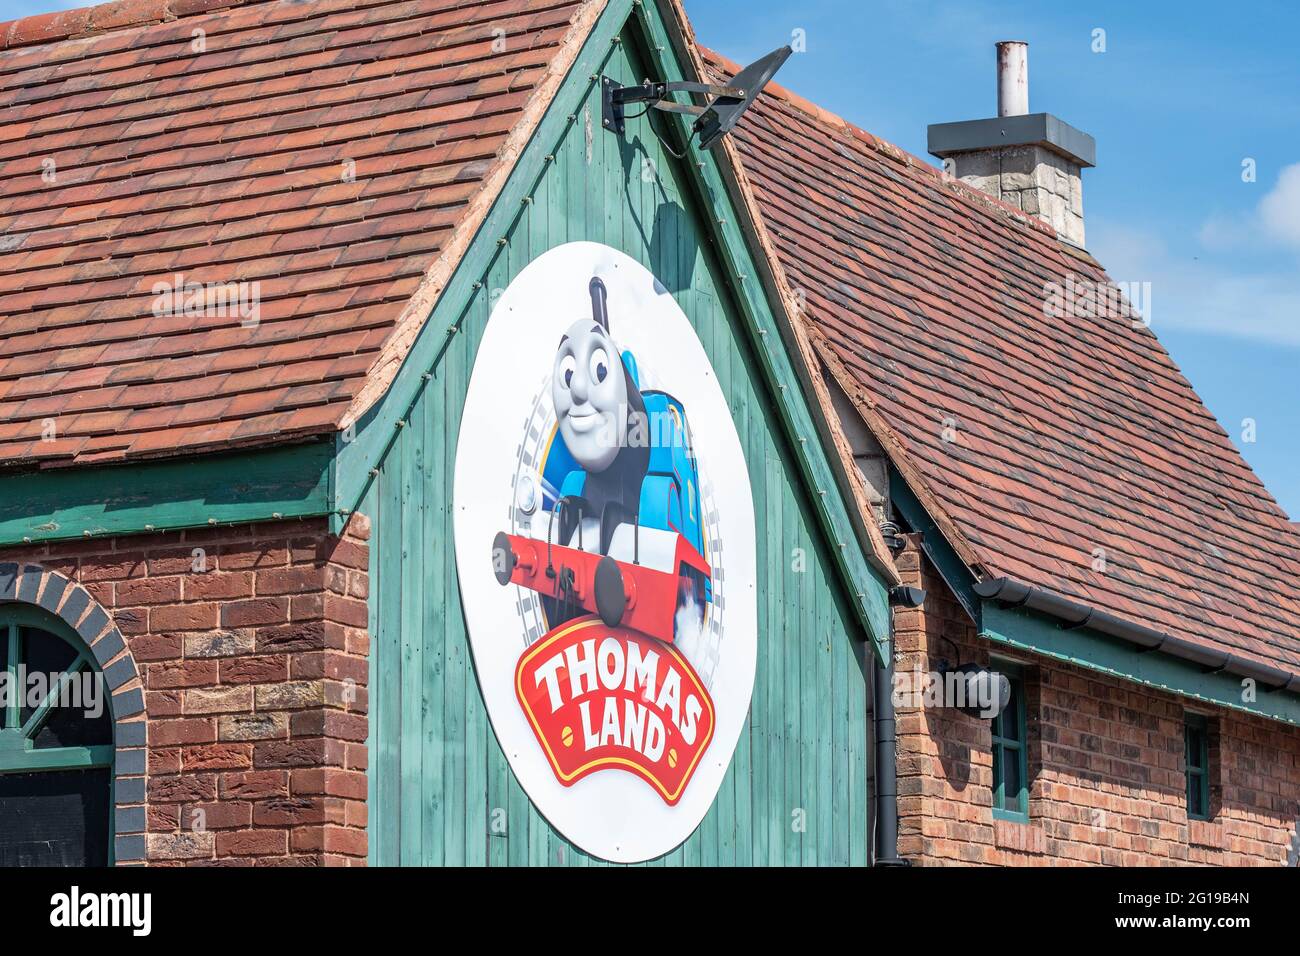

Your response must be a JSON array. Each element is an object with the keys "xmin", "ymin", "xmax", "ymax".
[
  {"xmin": 1058, "ymin": 610, "xmax": 1095, "ymax": 631},
  {"xmin": 600, "ymin": 76, "xmax": 745, "ymax": 136}
]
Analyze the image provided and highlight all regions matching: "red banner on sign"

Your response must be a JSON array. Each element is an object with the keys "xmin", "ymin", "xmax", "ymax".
[{"xmin": 515, "ymin": 616, "xmax": 715, "ymax": 805}]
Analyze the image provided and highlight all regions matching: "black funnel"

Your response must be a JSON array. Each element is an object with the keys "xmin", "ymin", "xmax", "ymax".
[{"xmin": 589, "ymin": 277, "xmax": 609, "ymax": 331}]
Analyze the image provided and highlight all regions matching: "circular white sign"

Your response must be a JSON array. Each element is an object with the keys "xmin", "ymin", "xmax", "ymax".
[{"xmin": 454, "ymin": 242, "xmax": 757, "ymax": 862}]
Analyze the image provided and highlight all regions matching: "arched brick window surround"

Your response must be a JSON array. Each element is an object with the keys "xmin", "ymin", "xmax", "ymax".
[{"xmin": 0, "ymin": 562, "xmax": 145, "ymax": 865}]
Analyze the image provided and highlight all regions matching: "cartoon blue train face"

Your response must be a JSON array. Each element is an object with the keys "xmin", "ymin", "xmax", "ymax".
[
  {"xmin": 545, "ymin": 279, "xmax": 708, "ymax": 565},
  {"xmin": 550, "ymin": 278, "xmax": 630, "ymax": 476},
  {"xmin": 494, "ymin": 276, "xmax": 713, "ymax": 645}
]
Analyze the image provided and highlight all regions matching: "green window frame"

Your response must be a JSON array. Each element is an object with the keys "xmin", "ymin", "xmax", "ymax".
[
  {"xmin": 991, "ymin": 663, "xmax": 1029, "ymax": 822},
  {"xmin": 1185, "ymin": 713, "xmax": 1211, "ymax": 821},
  {"xmin": 0, "ymin": 603, "xmax": 113, "ymax": 774},
  {"xmin": 0, "ymin": 602, "xmax": 115, "ymax": 866}
]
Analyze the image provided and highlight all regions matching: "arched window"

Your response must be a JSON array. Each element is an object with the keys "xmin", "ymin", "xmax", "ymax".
[{"xmin": 0, "ymin": 604, "xmax": 113, "ymax": 866}]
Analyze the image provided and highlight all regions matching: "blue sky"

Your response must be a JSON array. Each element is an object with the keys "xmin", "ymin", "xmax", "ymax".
[
  {"xmin": 5, "ymin": 0, "xmax": 1297, "ymax": 515},
  {"xmin": 684, "ymin": 0, "xmax": 1300, "ymax": 518}
]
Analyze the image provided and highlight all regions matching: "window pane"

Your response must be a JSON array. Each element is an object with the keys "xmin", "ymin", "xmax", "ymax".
[
  {"xmin": 1004, "ymin": 744, "xmax": 1022, "ymax": 802},
  {"xmin": 1188, "ymin": 775, "xmax": 1205, "ymax": 817},
  {"xmin": 0, "ymin": 768, "xmax": 110, "ymax": 866},
  {"xmin": 1186, "ymin": 727, "xmax": 1204, "ymax": 771},
  {"xmin": 1005, "ymin": 680, "xmax": 1022, "ymax": 744},
  {"xmin": 19, "ymin": 627, "xmax": 80, "ymax": 726},
  {"xmin": 992, "ymin": 673, "xmax": 1022, "ymax": 743},
  {"xmin": 1184, "ymin": 715, "xmax": 1211, "ymax": 818},
  {"xmin": 991, "ymin": 744, "xmax": 1003, "ymax": 809},
  {"xmin": 33, "ymin": 686, "xmax": 113, "ymax": 749}
]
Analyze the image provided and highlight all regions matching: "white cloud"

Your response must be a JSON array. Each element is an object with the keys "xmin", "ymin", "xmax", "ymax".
[
  {"xmin": 1196, "ymin": 212, "xmax": 1249, "ymax": 250},
  {"xmin": 1090, "ymin": 219, "xmax": 1300, "ymax": 346},
  {"xmin": 1100, "ymin": 164, "xmax": 1300, "ymax": 346},
  {"xmin": 1198, "ymin": 162, "xmax": 1300, "ymax": 251},
  {"xmin": 1258, "ymin": 163, "xmax": 1300, "ymax": 247}
]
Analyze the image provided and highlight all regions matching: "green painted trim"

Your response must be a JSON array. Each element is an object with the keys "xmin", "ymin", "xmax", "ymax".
[
  {"xmin": 336, "ymin": 0, "xmax": 893, "ymax": 654},
  {"xmin": 893, "ymin": 466, "xmax": 1300, "ymax": 726},
  {"xmin": 0, "ymin": 601, "xmax": 114, "ymax": 867},
  {"xmin": 981, "ymin": 602, "xmax": 1300, "ymax": 726},
  {"xmin": 0, "ymin": 440, "xmax": 334, "ymax": 548},
  {"xmin": 3, "ymin": 623, "xmax": 17, "ymax": 730},
  {"xmin": 889, "ymin": 469, "xmax": 979, "ymax": 622},
  {"xmin": 0, "ymin": 743, "xmax": 114, "ymax": 775}
]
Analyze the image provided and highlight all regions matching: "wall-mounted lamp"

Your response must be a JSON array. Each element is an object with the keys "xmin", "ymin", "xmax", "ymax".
[{"xmin": 937, "ymin": 661, "xmax": 1011, "ymax": 719}]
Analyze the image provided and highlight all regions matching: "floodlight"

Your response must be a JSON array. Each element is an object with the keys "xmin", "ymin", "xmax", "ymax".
[
  {"xmin": 693, "ymin": 46, "xmax": 791, "ymax": 149},
  {"xmin": 601, "ymin": 45, "xmax": 792, "ymax": 153}
]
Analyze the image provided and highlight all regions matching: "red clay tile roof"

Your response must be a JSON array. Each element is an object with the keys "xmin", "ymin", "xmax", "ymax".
[
  {"xmin": 0, "ymin": 0, "xmax": 596, "ymax": 467},
  {"xmin": 713, "ymin": 52, "xmax": 1300, "ymax": 682}
]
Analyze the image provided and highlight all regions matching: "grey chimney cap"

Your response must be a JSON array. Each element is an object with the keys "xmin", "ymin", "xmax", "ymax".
[{"xmin": 927, "ymin": 113, "xmax": 1096, "ymax": 168}]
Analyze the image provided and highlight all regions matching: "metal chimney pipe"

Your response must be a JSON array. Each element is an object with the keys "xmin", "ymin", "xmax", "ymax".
[{"xmin": 996, "ymin": 41, "xmax": 1029, "ymax": 116}]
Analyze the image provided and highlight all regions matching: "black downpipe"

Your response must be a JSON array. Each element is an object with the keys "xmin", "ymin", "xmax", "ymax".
[{"xmin": 873, "ymin": 650, "xmax": 908, "ymax": 866}]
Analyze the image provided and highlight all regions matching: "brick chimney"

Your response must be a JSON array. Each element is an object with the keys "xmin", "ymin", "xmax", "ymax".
[{"xmin": 927, "ymin": 41, "xmax": 1095, "ymax": 247}]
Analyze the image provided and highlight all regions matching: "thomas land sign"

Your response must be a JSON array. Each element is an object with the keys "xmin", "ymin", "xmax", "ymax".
[{"xmin": 454, "ymin": 242, "xmax": 757, "ymax": 862}]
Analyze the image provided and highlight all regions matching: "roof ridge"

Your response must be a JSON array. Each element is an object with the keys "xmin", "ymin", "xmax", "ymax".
[
  {"xmin": 699, "ymin": 45, "xmax": 1060, "ymax": 244},
  {"xmin": 0, "ymin": 0, "xmax": 263, "ymax": 51}
]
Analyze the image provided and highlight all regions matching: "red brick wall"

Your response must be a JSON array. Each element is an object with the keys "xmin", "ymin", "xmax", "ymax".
[
  {"xmin": 0, "ymin": 515, "xmax": 370, "ymax": 866},
  {"xmin": 893, "ymin": 534, "xmax": 1300, "ymax": 866}
]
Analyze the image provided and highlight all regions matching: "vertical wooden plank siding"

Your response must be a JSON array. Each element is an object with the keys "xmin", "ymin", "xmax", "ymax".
[{"xmin": 365, "ymin": 24, "xmax": 871, "ymax": 866}]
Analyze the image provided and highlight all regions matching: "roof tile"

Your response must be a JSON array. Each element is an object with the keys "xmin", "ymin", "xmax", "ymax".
[
  {"xmin": 717, "ymin": 50, "xmax": 1300, "ymax": 682},
  {"xmin": 0, "ymin": 0, "xmax": 590, "ymax": 468}
]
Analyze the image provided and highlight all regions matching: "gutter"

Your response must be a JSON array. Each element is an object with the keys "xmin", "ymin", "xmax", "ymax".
[{"xmin": 973, "ymin": 577, "xmax": 1300, "ymax": 696}]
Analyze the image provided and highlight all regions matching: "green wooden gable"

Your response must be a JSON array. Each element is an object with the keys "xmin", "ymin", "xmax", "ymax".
[
  {"xmin": 332, "ymin": 0, "xmax": 892, "ymax": 655},
  {"xmin": 347, "ymin": 0, "xmax": 888, "ymax": 865}
]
